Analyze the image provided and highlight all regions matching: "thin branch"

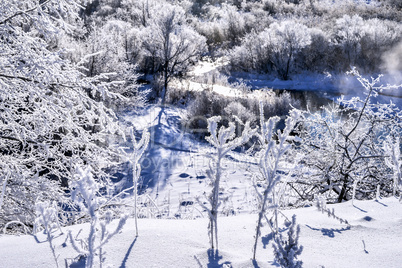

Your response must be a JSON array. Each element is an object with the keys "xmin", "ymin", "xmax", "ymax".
[
  {"xmin": 0, "ymin": 73, "xmax": 75, "ymax": 89},
  {"xmin": 0, "ymin": 0, "xmax": 52, "ymax": 25}
]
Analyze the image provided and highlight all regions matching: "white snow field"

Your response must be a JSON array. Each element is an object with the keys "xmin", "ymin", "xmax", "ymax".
[{"xmin": 0, "ymin": 197, "xmax": 401, "ymax": 267}]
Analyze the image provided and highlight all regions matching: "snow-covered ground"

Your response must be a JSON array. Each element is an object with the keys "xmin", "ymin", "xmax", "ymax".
[
  {"xmin": 1, "ymin": 197, "xmax": 401, "ymax": 267},
  {"xmin": 121, "ymin": 104, "xmax": 260, "ymax": 219}
]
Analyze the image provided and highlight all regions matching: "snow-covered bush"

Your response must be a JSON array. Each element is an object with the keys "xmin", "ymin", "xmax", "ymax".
[
  {"xmin": 300, "ymin": 28, "xmax": 331, "ymax": 72},
  {"xmin": 193, "ymin": 1, "xmax": 263, "ymax": 55},
  {"xmin": 272, "ymin": 215, "xmax": 303, "ymax": 268},
  {"xmin": 68, "ymin": 166, "xmax": 128, "ymax": 268},
  {"xmin": 61, "ymin": 19, "xmax": 146, "ymax": 110},
  {"xmin": 223, "ymin": 2, "xmax": 401, "ymax": 75},
  {"xmin": 332, "ymin": 14, "xmax": 402, "ymax": 72},
  {"xmin": 217, "ymin": 3, "xmax": 247, "ymax": 46},
  {"xmin": 200, "ymin": 116, "xmax": 254, "ymax": 250},
  {"xmin": 224, "ymin": 102, "xmax": 257, "ymax": 126},
  {"xmin": 386, "ymin": 0, "xmax": 402, "ymax": 8},
  {"xmin": 359, "ymin": 18, "xmax": 401, "ymax": 73},
  {"xmin": 229, "ymin": 30, "xmax": 272, "ymax": 73},
  {"xmin": 195, "ymin": 20, "xmax": 227, "ymax": 57},
  {"xmin": 186, "ymin": 85, "xmax": 297, "ymax": 139}
]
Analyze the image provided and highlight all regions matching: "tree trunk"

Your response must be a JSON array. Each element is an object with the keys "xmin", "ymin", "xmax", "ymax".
[
  {"xmin": 284, "ymin": 51, "xmax": 292, "ymax": 80},
  {"xmin": 157, "ymin": 62, "xmax": 169, "ymax": 125},
  {"xmin": 337, "ymin": 180, "xmax": 348, "ymax": 203}
]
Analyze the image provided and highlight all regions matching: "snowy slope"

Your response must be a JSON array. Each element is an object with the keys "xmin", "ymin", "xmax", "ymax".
[
  {"xmin": 120, "ymin": 103, "xmax": 261, "ymax": 219},
  {"xmin": 1, "ymin": 197, "xmax": 401, "ymax": 267}
]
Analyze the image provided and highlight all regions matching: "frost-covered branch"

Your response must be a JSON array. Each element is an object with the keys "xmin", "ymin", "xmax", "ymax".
[
  {"xmin": 384, "ymin": 137, "xmax": 402, "ymax": 197},
  {"xmin": 0, "ymin": 0, "xmax": 126, "ymax": 230}
]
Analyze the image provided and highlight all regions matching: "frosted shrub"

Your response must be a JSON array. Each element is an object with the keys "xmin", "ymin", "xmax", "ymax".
[
  {"xmin": 302, "ymin": 28, "xmax": 331, "ymax": 72},
  {"xmin": 267, "ymin": 20, "xmax": 312, "ymax": 80},
  {"xmin": 70, "ymin": 20, "xmax": 146, "ymax": 110},
  {"xmin": 272, "ymin": 215, "xmax": 303, "ymax": 268},
  {"xmin": 253, "ymin": 102, "xmax": 300, "ymax": 259},
  {"xmin": 224, "ymin": 101, "xmax": 256, "ymax": 125},
  {"xmin": 201, "ymin": 116, "xmax": 255, "ymax": 250},
  {"xmin": 186, "ymin": 88, "xmax": 298, "ymax": 138},
  {"xmin": 119, "ymin": 127, "xmax": 150, "ymax": 236},
  {"xmin": 219, "ymin": 3, "xmax": 247, "ymax": 46},
  {"xmin": 229, "ymin": 30, "xmax": 271, "ymax": 73},
  {"xmin": 387, "ymin": 0, "xmax": 402, "ymax": 8},
  {"xmin": 195, "ymin": 3, "xmax": 248, "ymax": 48},
  {"xmin": 229, "ymin": 19, "xmax": 312, "ymax": 79},
  {"xmin": 334, "ymin": 15, "xmax": 365, "ymax": 67},
  {"xmin": 360, "ymin": 19, "xmax": 401, "ymax": 72},
  {"xmin": 68, "ymin": 167, "xmax": 128, "ymax": 268},
  {"xmin": 294, "ymin": 69, "xmax": 402, "ymax": 203}
]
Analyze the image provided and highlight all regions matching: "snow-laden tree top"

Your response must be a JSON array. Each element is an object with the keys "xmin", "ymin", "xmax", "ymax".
[{"xmin": 0, "ymin": 0, "xmax": 124, "ymax": 229}]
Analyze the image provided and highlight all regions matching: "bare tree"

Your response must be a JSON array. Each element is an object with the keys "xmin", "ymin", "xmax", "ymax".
[{"xmin": 141, "ymin": 3, "xmax": 206, "ymax": 111}]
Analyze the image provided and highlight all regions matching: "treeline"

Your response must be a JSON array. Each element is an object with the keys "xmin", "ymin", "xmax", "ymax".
[{"xmin": 68, "ymin": 0, "xmax": 402, "ymax": 83}]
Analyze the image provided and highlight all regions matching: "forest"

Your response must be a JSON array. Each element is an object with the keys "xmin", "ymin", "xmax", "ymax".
[{"xmin": 0, "ymin": 0, "xmax": 401, "ymax": 267}]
